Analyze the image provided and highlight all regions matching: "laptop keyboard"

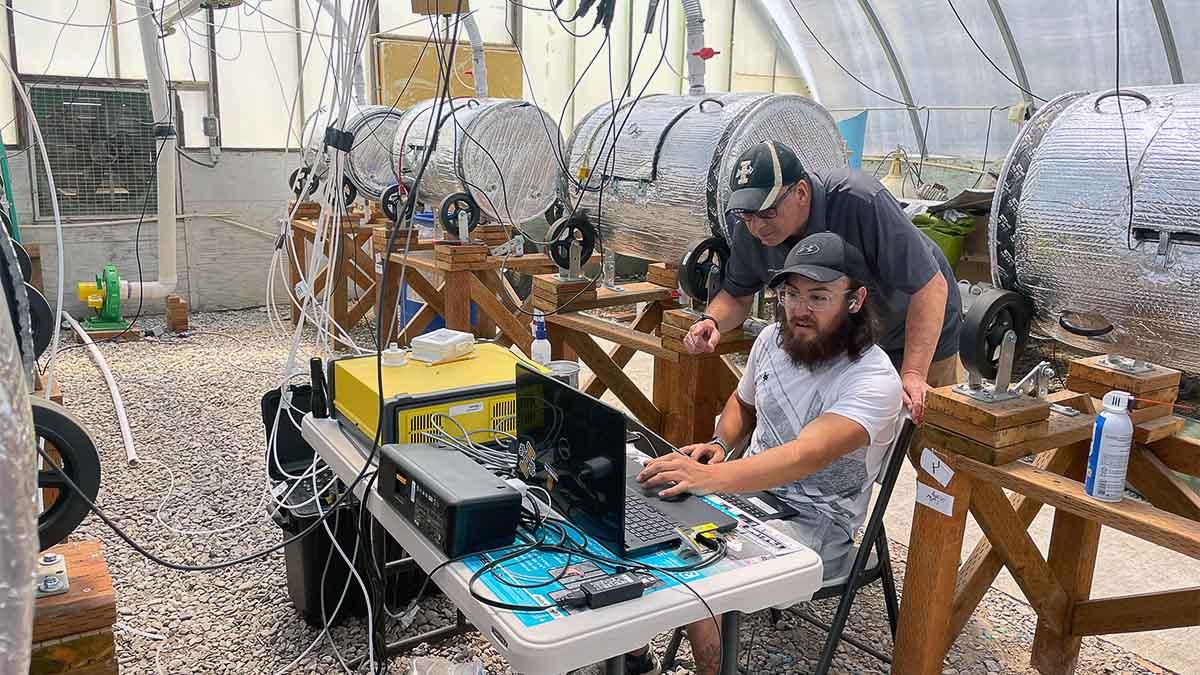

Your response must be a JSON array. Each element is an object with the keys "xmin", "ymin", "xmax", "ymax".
[{"xmin": 624, "ymin": 489, "xmax": 681, "ymax": 542}]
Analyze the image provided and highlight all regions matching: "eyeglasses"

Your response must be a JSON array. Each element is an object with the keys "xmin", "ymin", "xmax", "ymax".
[
  {"xmin": 730, "ymin": 184, "xmax": 796, "ymax": 223},
  {"xmin": 776, "ymin": 288, "xmax": 855, "ymax": 313}
]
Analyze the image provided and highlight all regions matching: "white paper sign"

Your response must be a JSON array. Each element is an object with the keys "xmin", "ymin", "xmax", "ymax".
[
  {"xmin": 920, "ymin": 447, "xmax": 955, "ymax": 488},
  {"xmin": 916, "ymin": 482, "xmax": 955, "ymax": 517}
]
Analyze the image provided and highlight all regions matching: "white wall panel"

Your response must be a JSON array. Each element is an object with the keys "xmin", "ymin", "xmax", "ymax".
[
  {"xmin": 215, "ymin": 0, "xmax": 301, "ymax": 148},
  {"xmin": 12, "ymin": 1, "xmax": 116, "ymax": 78}
]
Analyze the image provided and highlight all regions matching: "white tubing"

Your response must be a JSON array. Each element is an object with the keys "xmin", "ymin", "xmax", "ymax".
[
  {"xmin": 681, "ymin": 0, "xmax": 706, "ymax": 95},
  {"xmin": 314, "ymin": 0, "xmax": 366, "ymax": 104},
  {"xmin": 462, "ymin": 13, "xmax": 488, "ymax": 97},
  {"xmin": 132, "ymin": 0, "xmax": 178, "ymax": 304},
  {"xmin": 64, "ymin": 313, "xmax": 138, "ymax": 465}
]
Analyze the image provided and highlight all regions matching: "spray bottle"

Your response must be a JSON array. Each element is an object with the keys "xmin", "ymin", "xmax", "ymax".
[
  {"xmin": 1084, "ymin": 390, "xmax": 1135, "ymax": 502},
  {"xmin": 530, "ymin": 310, "xmax": 551, "ymax": 365}
]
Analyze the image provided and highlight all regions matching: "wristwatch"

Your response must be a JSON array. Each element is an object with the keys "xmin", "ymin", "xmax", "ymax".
[
  {"xmin": 709, "ymin": 435, "xmax": 730, "ymax": 456},
  {"xmin": 693, "ymin": 313, "xmax": 719, "ymax": 330}
]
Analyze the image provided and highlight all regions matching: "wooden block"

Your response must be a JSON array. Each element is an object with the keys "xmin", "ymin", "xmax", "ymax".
[
  {"xmin": 1149, "ymin": 435, "xmax": 1200, "ymax": 477},
  {"xmin": 662, "ymin": 308, "xmax": 700, "ymax": 330},
  {"xmin": 920, "ymin": 409, "xmax": 1096, "ymax": 465},
  {"xmin": 30, "ymin": 630, "xmax": 117, "ymax": 675},
  {"xmin": 1133, "ymin": 415, "xmax": 1185, "ymax": 444},
  {"xmin": 1067, "ymin": 354, "xmax": 1181, "ymax": 394},
  {"xmin": 926, "ymin": 386, "xmax": 1051, "ymax": 431},
  {"xmin": 647, "ymin": 263, "xmax": 679, "ymax": 289},
  {"xmin": 35, "ymin": 373, "xmax": 63, "ymax": 405},
  {"xmin": 532, "ymin": 273, "xmax": 595, "ymax": 296},
  {"xmin": 924, "ymin": 409, "xmax": 1050, "ymax": 448},
  {"xmin": 288, "ymin": 200, "xmax": 322, "ymax": 219},
  {"xmin": 1101, "ymin": 398, "xmax": 1173, "ymax": 425},
  {"xmin": 33, "ymin": 541, "xmax": 117, "ymax": 643},
  {"xmin": 1067, "ymin": 376, "xmax": 1178, "ymax": 409}
]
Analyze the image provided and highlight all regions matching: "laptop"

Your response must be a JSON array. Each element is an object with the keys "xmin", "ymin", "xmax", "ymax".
[{"xmin": 515, "ymin": 363, "xmax": 737, "ymax": 555}]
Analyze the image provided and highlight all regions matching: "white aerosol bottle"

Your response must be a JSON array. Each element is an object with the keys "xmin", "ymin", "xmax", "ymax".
[
  {"xmin": 530, "ymin": 310, "xmax": 552, "ymax": 365},
  {"xmin": 1084, "ymin": 390, "xmax": 1135, "ymax": 502}
]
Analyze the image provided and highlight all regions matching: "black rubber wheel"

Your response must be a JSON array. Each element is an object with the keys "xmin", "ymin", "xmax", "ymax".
[
  {"xmin": 679, "ymin": 236, "xmax": 730, "ymax": 303},
  {"xmin": 380, "ymin": 184, "xmax": 408, "ymax": 223},
  {"xmin": 12, "ymin": 239, "xmax": 31, "ymax": 282},
  {"xmin": 0, "ymin": 209, "xmax": 12, "ymax": 238},
  {"xmin": 438, "ymin": 192, "xmax": 481, "ymax": 237},
  {"xmin": 959, "ymin": 288, "xmax": 1032, "ymax": 380},
  {"xmin": 289, "ymin": 166, "xmax": 320, "ymax": 198},
  {"xmin": 547, "ymin": 215, "xmax": 596, "ymax": 269},
  {"xmin": 26, "ymin": 283, "xmax": 53, "ymax": 359},
  {"xmin": 33, "ymin": 397, "xmax": 101, "ymax": 551}
]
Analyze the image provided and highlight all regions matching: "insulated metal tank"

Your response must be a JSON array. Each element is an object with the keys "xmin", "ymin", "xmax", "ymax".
[
  {"xmin": 990, "ymin": 85, "xmax": 1200, "ymax": 373},
  {"xmin": 561, "ymin": 93, "xmax": 848, "ymax": 262},
  {"xmin": 392, "ymin": 98, "xmax": 563, "ymax": 225},
  {"xmin": 300, "ymin": 104, "xmax": 405, "ymax": 201}
]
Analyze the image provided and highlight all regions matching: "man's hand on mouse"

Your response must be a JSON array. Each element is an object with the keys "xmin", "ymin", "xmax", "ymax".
[{"xmin": 637, "ymin": 452, "xmax": 723, "ymax": 498}]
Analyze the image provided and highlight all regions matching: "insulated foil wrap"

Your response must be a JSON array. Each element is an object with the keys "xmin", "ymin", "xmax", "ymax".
[
  {"xmin": 393, "ymin": 98, "xmax": 563, "ymax": 224},
  {"xmin": 990, "ymin": 85, "xmax": 1200, "ymax": 373},
  {"xmin": 561, "ymin": 93, "xmax": 847, "ymax": 262},
  {"xmin": 299, "ymin": 103, "xmax": 365, "ymax": 180},
  {"xmin": 0, "ymin": 277, "xmax": 36, "ymax": 672},
  {"xmin": 345, "ymin": 106, "xmax": 406, "ymax": 201}
]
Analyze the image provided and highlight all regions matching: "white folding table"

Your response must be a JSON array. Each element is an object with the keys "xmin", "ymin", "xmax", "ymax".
[{"xmin": 302, "ymin": 416, "xmax": 824, "ymax": 675}]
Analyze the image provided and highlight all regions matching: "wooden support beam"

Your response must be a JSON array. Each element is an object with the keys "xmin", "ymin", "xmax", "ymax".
[
  {"xmin": 1149, "ymin": 434, "xmax": 1200, "ymax": 477},
  {"xmin": 949, "ymin": 449, "xmax": 1074, "ymax": 645},
  {"xmin": 565, "ymin": 330, "xmax": 662, "ymax": 430},
  {"xmin": 893, "ymin": 447, "xmax": 974, "ymax": 675},
  {"xmin": 1071, "ymin": 587, "xmax": 1200, "ymax": 636},
  {"xmin": 548, "ymin": 312, "xmax": 678, "ymax": 361},
  {"xmin": 583, "ymin": 302, "xmax": 663, "ymax": 398},
  {"xmin": 954, "ymin": 453, "xmax": 1200, "ymax": 560},
  {"xmin": 468, "ymin": 274, "xmax": 532, "ymax": 354},
  {"xmin": 399, "ymin": 302, "xmax": 438, "ymax": 346},
  {"xmin": 443, "ymin": 271, "xmax": 473, "ymax": 333},
  {"xmin": 1031, "ymin": 446, "xmax": 1101, "ymax": 674},
  {"xmin": 402, "ymin": 266, "xmax": 445, "ymax": 317},
  {"xmin": 926, "ymin": 385, "xmax": 1050, "ymax": 430},
  {"xmin": 1127, "ymin": 446, "xmax": 1200, "ymax": 521},
  {"xmin": 346, "ymin": 284, "xmax": 377, "ymax": 328},
  {"xmin": 968, "ymin": 481, "xmax": 1071, "ymax": 634}
]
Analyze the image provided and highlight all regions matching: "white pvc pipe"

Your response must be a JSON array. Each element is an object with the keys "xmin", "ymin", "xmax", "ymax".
[
  {"xmin": 131, "ymin": 0, "xmax": 179, "ymax": 303},
  {"xmin": 681, "ymin": 0, "xmax": 706, "ymax": 95},
  {"xmin": 462, "ymin": 14, "xmax": 488, "ymax": 97},
  {"xmin": 63, "ymin": 313, "xmax": 138, "ymax": 465},
  {"xmin": 314, "ymin": 0, "xmax": 367, "ymax": 105}
]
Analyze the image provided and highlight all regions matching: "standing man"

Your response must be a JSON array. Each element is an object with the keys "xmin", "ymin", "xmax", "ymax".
[{"xmin": 683, "ymin": 142, "xmax": 961, "ymax": 422}]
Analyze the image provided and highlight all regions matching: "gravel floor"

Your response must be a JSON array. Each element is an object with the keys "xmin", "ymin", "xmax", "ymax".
[{"xmin": 50, "ymin": 308, "xmax": 1175, "ymax": 674}]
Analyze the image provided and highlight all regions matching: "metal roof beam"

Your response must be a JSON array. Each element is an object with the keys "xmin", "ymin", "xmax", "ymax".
[
  {"xmin": 985, "ymin": 0, "xmax": 1035, "ymax": 106},
  {"xmin": 854, "ymin": 0, "xmax": 926, "ymax": 157}
]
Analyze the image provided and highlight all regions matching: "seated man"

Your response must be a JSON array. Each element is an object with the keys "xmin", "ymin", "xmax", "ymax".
[{"xmin": 634, "ymin": 231, "xmax": 904, "ymax": 675}]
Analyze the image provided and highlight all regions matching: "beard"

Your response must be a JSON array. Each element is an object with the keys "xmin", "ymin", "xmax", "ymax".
[{"xmin": 779, "ymin": 312, "xmax": 853, "ymax": 370}]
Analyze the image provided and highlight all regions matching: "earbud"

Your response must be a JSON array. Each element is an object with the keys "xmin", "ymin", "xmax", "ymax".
[{"xmin": 848, "ymin": 300, "xmax": 859, "ymax": 311}]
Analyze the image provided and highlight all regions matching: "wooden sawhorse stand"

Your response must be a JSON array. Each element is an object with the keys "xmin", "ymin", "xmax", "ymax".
[
  {"xmin": 287, "ymin": 202, "xmax": 379, "ymax": 345},
  {"xmin": 893, "ymin": 356, "xmax": 1198, "ymax": 674},
  {"xmin": 537, "ymin": 270, "xmax": 753, "ymax": 446},
  {"xmin": 374, "ymin": 238, "xmax": 557, "ymax": 352}
]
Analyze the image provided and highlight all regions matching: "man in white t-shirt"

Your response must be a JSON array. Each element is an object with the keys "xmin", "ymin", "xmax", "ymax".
[{"xmin": 633, "ymin": 231, "xmax": 903, "ymax": 675}]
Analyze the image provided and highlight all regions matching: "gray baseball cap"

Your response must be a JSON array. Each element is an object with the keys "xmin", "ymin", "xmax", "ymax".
[{"xmin": 767, "ymin": 232, "xmax": 868, "ymax": 287}]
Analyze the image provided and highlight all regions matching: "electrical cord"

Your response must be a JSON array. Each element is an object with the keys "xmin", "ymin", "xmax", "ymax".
[
  {"xmin": 944, "ymin": 0, "xmax": 1047, "ymax": 104},
  {"xmin": 1115, "ymin": 0, "xmax": 1138, "ymax": 251}
]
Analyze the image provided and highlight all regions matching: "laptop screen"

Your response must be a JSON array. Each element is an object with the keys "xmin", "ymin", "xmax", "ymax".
[{"xmin": 515, "ymin": 363, "xmax": 626, "ymax": 551}]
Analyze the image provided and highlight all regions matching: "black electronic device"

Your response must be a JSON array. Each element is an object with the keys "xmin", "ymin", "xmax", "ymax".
[
  {"xmin": 515, "ymin": 363, "xmax": 737, "ymax": 556},
  {"xmin": 715, "ymin": 491, "xmax": 799, "ymax": 522},
  {"xmin": 378, "ymin": 444, "xmax": 522, "ymax": 557}
]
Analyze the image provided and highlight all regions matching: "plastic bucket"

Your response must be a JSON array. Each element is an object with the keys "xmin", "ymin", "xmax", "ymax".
[{"xmin": 547, "ymin": 360, "xmax": 581, "ymax": 388}]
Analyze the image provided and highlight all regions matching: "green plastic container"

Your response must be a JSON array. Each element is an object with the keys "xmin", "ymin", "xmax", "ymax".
[
  {"xmin": 913, "ymin": 212, "xmax": 975, "ymax": 270},
  {"xmin": 918, "ymin": 226, "xmax": 966, "ymax": 269}
]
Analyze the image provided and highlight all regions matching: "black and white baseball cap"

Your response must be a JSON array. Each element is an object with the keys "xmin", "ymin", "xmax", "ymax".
[
  {"xmin": 726, "ymin": 141, "xmax": 809, "ymax": 213},
  {"xmin": 767, "ymin": 232, "xmax": 868, "ymax": 287}
]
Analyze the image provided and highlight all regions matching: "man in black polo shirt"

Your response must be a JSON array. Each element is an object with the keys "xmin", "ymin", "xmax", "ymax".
[{"xmin": 683, "ymin": 141, "xmax": 961, "ymax": 422}]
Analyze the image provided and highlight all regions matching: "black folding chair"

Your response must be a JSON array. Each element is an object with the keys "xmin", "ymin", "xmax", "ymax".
[{"xmin": 660, "ymin": 418, "xmax": 916, "ymax": 674}]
